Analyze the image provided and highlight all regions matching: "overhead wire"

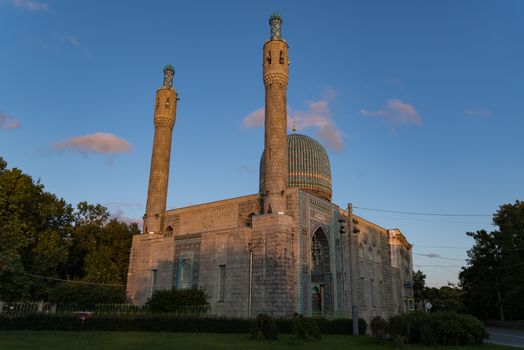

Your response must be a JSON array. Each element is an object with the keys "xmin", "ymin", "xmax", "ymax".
[{"xmin": 354, "ymin": 206, "xmax": 491, "ymax": 217}]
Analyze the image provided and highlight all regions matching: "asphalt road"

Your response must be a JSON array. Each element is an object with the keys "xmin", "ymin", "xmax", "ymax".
[{"xmin": 487, "ymin": 327, "xmax": 524, "ymax": 348}]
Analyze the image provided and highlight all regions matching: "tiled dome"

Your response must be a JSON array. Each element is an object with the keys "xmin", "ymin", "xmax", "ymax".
[{"xmin": 260, "ymin": 134, "xmax": 332, "ymax": 201}]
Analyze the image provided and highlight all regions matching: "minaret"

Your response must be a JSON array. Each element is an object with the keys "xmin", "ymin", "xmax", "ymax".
[
  {"xmin": 262, "ymin": 13, "xmax": 289, "ymax": 214},
  {"xmin": 144, "ymin": 65, "xmax": 178, "ymax": 234}
]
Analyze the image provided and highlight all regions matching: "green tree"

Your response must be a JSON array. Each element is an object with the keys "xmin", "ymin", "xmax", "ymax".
[
  {"xmin": 425, "ymin": 284, "xmax": 464, "ymax": 313},
  {"xmin": 413, "ymin": 269, "xmax": 427, "ymax": 305},
  {"xmin": 0, "ymin": 157, "xmax": 137, "ymax": 301},
  {"xmin": 0, "ymin": 157, "xmax": 73, "ymax": 300},
  {"xmin": 459, "ymin": 200, "xmax": 524, "ymax": 320}
]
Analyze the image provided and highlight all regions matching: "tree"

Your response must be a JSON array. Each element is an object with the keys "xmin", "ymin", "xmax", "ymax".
[
  {"xmin": 459, "ymin": 201, "xmax": 524, "ymax": 320},
  {"xmin": 425, "ymin": 284, "xmax": 464, "ymax": 313},
  {"xmin": 0, "ymin": 157, "xmax": 137, "ymax": 301},
  {"xmin": 0, "ymin": 158, "xmax": 74, "ymax": 300},
  {"xmin": 413, "ymin": 269, "xmax": 427, "ymax": 305}
]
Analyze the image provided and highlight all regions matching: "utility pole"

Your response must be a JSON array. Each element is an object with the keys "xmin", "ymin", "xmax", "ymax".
[{"xmin": 348, "ymin": 203, "xmax": 360, "ymax": 335}]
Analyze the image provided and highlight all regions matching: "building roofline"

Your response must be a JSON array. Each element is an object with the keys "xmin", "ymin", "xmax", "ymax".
[{"xmin": 165, "ymin": 193, "xmax": 260, "ymax": 215}]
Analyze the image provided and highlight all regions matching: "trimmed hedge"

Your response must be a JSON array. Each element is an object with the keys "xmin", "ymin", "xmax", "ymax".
[
  {"xmin": 0, "ymin": 314, "xmax": 366, "ymax": 334},
  {"xmin": 370, "ymin": 316, "xmax": 388, "ymax": 339},
  {"xmin": 293, "ymin": 316, "xmax": 321, "ymax": 341},
  {"xmin": 389, "ymin": 314, "xmax": 410, "ymax": 346},
  {"xmin": 146, "ymin": 288, "xmax": 209, "ymax": 314},
  {"xmin": 417, "ymin": 312, "xmax": 488, "ymax": 346},
  {"xmin": 250, "ymin": 314, "xmax": 278, "ymax": 340}
]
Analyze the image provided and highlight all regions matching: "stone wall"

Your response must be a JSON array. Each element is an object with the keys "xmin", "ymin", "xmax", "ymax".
[{"xmin": 127, "ymin": 190, "xmax": 413, "ymax": 322}]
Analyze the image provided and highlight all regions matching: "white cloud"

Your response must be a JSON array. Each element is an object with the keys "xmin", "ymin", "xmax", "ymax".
[
  {"xmin": 361, "ymin": 99, "xmax": 422, "ymax": 127},
  {"xmin": 65, "ymin": 35, "xmax": 80, "ymax": 47},
  {"xmin": 288, "ymin": 100, "xmax": 342, "ymax": 151},
  {"xmin": 11, "ymin": 0, "xmax": 48, "ymax": 11},
  {"xmin": 242, "ymin": 108, "xmax": 264, "ymax": 128},
  {"xmin": 53, "ymin": 132, "xmax": 131, "ymax": 155},
  {"xmin": 0, "ymin": 112, "xmax": 20, "ymax": 130},
  {"xmin": 242, "ymin": 91, "xmax": 343, "ymax": 151}
]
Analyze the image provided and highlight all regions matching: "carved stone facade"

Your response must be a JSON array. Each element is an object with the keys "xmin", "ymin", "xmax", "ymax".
[{"xmin": 126, "ymin": 14, "xmax": 414, "ymax": 323}]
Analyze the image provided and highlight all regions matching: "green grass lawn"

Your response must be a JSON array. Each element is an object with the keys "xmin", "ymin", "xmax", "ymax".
[{"xmin": 0, "ymin": 332, "xmax": 514, "ymax": 350}]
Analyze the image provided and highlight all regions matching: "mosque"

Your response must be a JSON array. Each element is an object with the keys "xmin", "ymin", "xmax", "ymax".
[{"xmin": 126, "ymin": 14, "xmax": 414, "ymax": 322}]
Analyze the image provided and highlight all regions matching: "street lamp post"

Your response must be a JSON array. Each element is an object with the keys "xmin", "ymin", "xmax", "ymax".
[{"xmin": 348, "ymin": 203, "xmax": 360, "ymax": 335}]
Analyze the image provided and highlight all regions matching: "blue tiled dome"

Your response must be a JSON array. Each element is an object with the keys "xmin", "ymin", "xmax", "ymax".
[{"xmin": 260, "ymin": 134, "xmax": 332, "ymax": 201}]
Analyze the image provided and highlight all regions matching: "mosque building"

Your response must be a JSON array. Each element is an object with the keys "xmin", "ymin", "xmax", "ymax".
[{"xmin": 126, "ymin": 14, "xmax": 414, "ymax": 322}]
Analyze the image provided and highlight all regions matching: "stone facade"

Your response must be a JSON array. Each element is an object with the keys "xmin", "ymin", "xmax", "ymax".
[{"xmin": 126, "ymin": 14, "xmax": 414, "ymax": 323}]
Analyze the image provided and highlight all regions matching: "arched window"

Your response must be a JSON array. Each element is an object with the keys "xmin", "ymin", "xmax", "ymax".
[
  {"xmin": 165, "ymin": 226, "xmax": 173, "ymax": 236},
  {"xmin": 245, "ymin": 213, "xmax": 255, "ymax": 228},
  {"xmin": 376, "ymin": 249, "xmax": 382, "ymax": 263},
  {"xmin": 311, "ymin": 228, "xmax": 330, "ymax": 283},
  {"xmin": 359, "ymin": 244, "xmax": 364, "ymax": 259},
  {"xmin": 368, "ymin": 247, "xmax": 373, "ymax": 261},
  {"xmin": 178, "ymin": 255, "xmax": 193, "ymax": 289},
  {"xmin": 312, "ymin": 233, "xmax": 324, "ymax": 276}
]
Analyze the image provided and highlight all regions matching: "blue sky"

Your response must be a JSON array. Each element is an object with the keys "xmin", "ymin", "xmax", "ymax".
[{"xmin": 1, "ymin": 0, "xmax": 523, "ymax": 287}]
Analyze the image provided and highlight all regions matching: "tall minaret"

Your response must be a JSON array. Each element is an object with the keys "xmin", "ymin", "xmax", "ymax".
[
  {"xmin": 144, "ymin": 65, "xmax": 178, "ymax": 234},
  {"xmin": 262, "ymin": 13, "xmax": 289, "ymax": 214}
]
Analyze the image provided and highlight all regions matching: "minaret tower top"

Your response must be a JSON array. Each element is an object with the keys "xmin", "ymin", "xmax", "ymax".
[
  {"xmin": 163, "ymin": 64, "xmax": 175, "ymax": 90},
  {"xmin": 269, "ymin": 13, "xmax": 283, "ymax": 40}
]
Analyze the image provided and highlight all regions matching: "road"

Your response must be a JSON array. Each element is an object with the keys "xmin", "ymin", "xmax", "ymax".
[{"xmin": 487, "ymin": 327, "xmax": 524, "ymax": 348}]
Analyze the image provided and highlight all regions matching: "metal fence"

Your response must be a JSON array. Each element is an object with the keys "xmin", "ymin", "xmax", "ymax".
[{"xmin": 0, "ymin": 301, "xmax": 208, "ymax": 318}]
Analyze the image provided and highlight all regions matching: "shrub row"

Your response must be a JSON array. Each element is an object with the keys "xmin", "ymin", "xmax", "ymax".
[
  {"xmin": 370, "ymin": 311, "xmax": 488, "ymax": 346},
  {"xmin": 0, "ymin": 314, "xmax": 367, "ymax": 335}
]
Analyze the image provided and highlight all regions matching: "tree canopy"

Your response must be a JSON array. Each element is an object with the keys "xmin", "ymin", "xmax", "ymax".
[
  {"xmin": 0, "ymin": 156, "xmax": 139, "ymax": 302},
  {"xmin": 459, "ymin": 201, "xmax": 524, "ymax": 320}
]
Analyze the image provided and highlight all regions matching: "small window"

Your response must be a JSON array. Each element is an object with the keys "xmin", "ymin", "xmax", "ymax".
[
  {"xmin": 368, "ymin": 247, "xmax": 373, "ymax": 261},
  {"xmin": 408, "ymin": 298, "xmax": 415, "ymax": 311},
  {"xmin": 371, "ymin": 279, "xmax": 376, "ymax": 307},
  {"xmin": 359, "ymin": 244, "xmax": 364, "ymax": 259},
  {"xmin": 376, "ymin": 250, "xmax": 382, "ymax": 263},
  {"xmin": 360, "ymin": 277, "xmax": 365, "ymax": 305},
  {"xmin": 150, "ymin": 269, "xmax": 158, "ymax": 297},
  {"xmin": 178, "ymin": 255, "xmax": 193, "ymax": 289},
  {"xmin": 218, "ymin": 265, "xmax": 226, "ymax": 302},
  {"xmin": 379, "ymin": 281, "xmax": 385, "ymax": 305},
  {"xmin": 245, "ymin": 213, "xmax": 255, "ymax": 228}
]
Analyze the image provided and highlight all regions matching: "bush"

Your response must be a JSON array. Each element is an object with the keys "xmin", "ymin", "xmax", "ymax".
[
  {"xmin": 358, "ymin": 318, "xmax": 367, "ymax": 335},
  {"xmin": 146, "ymin": 288, "xmax": 209, "ymax": 314},
  {"xmin": 405, "ymin": 310, "xmax": 429, "ymax": 343},
  {"xmin": 292, "ymin": 315, "xmax": 321, "ymax": 341},
  {"xmin": 419, "ymin": 312, "xmax": 488, "ymax": 346},
  {"xmin": 460, "ymin": 314, "xmax": 489, "ymax": 345},
  {"xmin": 48, "ymin": 284, "xmax": 126, "ymax": 309},
  {"xmin": 389, "ymin": 314, "xmax": 409, "ymax": 346},
  {"xmin": 0, "ymin": 314, "xmax": 369, "ymax": 335},
  {"xmin": 370, "ymin": 316, "xmax": 388, "ymax": 339},
  {"xmin": 250, "ymin": 314, "xmax": 278, "ymax": 340}
]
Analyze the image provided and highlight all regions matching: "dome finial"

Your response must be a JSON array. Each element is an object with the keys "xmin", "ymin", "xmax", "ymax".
[
  {"xmin": 163, "ymin": 64, "xmax": 175, "ymax": 89},
  {"xmin": 269, "ymin": 12, "xmax": 283, "ymax": 40},
  {"xmin": 292, "ymin": 119, "xmax": 297, "ymax": 133}
]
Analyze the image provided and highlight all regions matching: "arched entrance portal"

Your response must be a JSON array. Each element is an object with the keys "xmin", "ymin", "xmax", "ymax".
[{"xmin": 311, "ymin": 228, "xmax": 331, "ymax": 316}]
